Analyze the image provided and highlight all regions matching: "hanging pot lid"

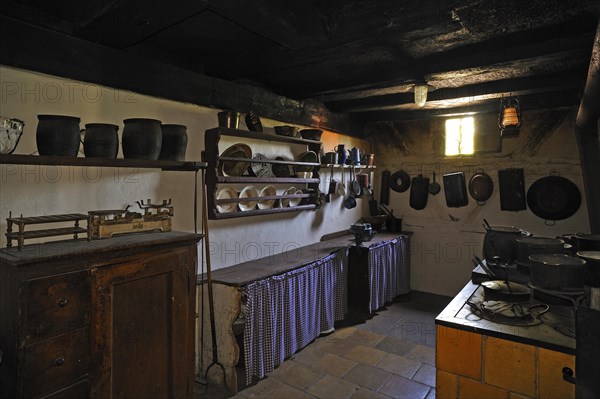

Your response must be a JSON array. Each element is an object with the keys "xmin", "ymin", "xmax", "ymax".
[
  {"xmin": 390, "ymin": 170, "xmax": 410, "ymax": 192},
  {"xmin": 527, "ymin": 176, "xmax": 581, "ymax": 221}
]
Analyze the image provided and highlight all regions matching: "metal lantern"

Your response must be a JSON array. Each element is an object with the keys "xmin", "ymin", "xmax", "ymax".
[{"xmin": 498, "ymin": 97, "xmax": 521, "ymax": 137}]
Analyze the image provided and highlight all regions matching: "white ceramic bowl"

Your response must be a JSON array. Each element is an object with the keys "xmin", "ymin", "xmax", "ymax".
[
  {"xmin": 296, "ymin": 171, "xmax": 312, "ymax": 179},
  {"xmin": 239, "ymin": 185, "xmax": 258, "ymax": 211},
  {"xmin": 216, "ymin": 187, "xmax": 238, "ymax": 213},
  {"xmin": 289, "ymin": 189, "xmax": 304, "ymax": 207},
  {"xmin": 280, "ymin": 186, "xmax": 296, "ymax": 207},
  {"xmin": 258, "ymin": 185, "xmax": 276, "ymax": 209}
]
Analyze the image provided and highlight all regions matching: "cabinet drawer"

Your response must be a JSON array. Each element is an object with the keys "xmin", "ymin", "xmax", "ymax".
[
  {"xmin": 25, "ymin": 271, "xmax": 91, "ymax": 342},
  {"xmin": 23, "ymin": 328, "xmax": 89, "ymax": 399},
  {"xmin": 39, "ymin": 379, "xmax": 89, "ymax": 399}
]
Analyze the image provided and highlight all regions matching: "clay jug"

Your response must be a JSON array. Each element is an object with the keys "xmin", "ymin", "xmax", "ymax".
[
  {"xmin": 36, "ymin": 115, "xmax": 81, "ymax": 156},
  {"xmin": 122, "ymin": 118, "xmax": 162, "ymax": 160},
  {"xmin": 82, "ymin": 123, "xmax": 119, "ymax": 158},
  {"xmin": 159, "ymin": 124, "xmax": 188, "ymax": 161}
]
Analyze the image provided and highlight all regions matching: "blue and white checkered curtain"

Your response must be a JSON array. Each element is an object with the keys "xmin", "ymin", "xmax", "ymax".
[
  {"xmin": 368, "ymin": 236, "xmax": 410, "ymax": 312},
  {"xmin": 243, "ymin": 249, "xmax": 348, "ymax": 384}
]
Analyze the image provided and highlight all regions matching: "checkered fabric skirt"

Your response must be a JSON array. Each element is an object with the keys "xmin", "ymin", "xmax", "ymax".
[
  {"xmin": 243, "ymin": 248, "xmax": 348, "ymax": 384},
  {"xmin": 368, "ymin": 236, "xmax": 411, "ymax": 312}
]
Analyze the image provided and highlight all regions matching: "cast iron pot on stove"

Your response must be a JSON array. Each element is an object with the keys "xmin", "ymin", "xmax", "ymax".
[
  {"xmin": 482, "ymin": 219, "xmax": 530, "ymax": 265},
  {"xmin": 529, "ymin": 253, "xmax": 586, "ymax": 290},
  {"xmin": 515, "ymin": 236, "xmax": 565, "ymax": 275}
]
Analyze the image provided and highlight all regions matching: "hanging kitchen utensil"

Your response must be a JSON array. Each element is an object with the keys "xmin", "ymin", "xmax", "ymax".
[
  {"xmin": 390, "ymin": 170, "xmax": 410, "ymax": 193},
  {"xmin": 369, "ymin": 189, "xmax": 379, "ymax": 216},
  {"xmin": 527, "ymin": 175, "xmax": 581, "ymax": 222},
  {"xmin": 410, "ymin": 174, "xmax": 430, "ymax": 210},
  {"xmin": 350, "ymin": 166, "xmax": 362, "ymax": 196},
  {"xmin": 443, "ymin": 172, "xmax": 468, "ymax": 207},
  {"xmin": 428, "ymin": 172, "xmax": 441, "ymax": 195},
  {"xmin": 380, "ymin": 170, "xmax": 391, "ymax": 205},
  {"xmin": 338, "ymin": 166, "xmax": 347, "ymax": 197},
  {"xmin": 469, "ymin": 169, "xmax": 493, "ymax": 205},
  {"xmin": 497, "ymin": 168, "xmax": 526, "ymax": 211}
]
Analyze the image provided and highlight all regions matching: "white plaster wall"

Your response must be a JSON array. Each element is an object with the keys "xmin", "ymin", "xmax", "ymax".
[
  {"xmin": 0, "ymin": 66, "xmax": 369, "ymax": 271},
  {"xmin": 370, "ymin": 111, "xmax": 590, "ymax": 297}
]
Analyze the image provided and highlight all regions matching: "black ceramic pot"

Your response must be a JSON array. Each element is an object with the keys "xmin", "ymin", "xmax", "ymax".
[
  {"xmin": 36, "ymin": 115, "xmax": 81, "ymax": 156},
  {"xmin": 529, "ymin": 253, "xmax": 586, "ymax": 290},
  {"xmin": 82, "ymin": 123, "xmax": 119, "ymax": 158},
  {"xmin": 122, "ymin": 118, "xmax": 162, "ymax": 160},
  {"xmin": 159, "ymin": 124, "xmax": 188, "ymax": 161}
]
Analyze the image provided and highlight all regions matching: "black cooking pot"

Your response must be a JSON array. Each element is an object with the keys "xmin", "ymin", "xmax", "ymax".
[
  {"xmin": 574, "ymin": 233, "xmax": 600, "ymax": 251},
  {"xmin": 159, "ymin": 124, "xmax": 188, "ymax": 161},
  {"xmin": 122, "ymin": 118, "xmax": 162, "ymax": 160},
  {"xmin": 469, "ymin": 170, "xmax": 493, "ymax": 205},
  {"xmin": 36, "ymin": 115, "xmax": 81, "ymax": 156},
  {"xmin": 515, "ymin": 236, "xmax": 565, "ymax": 274},
  {"xmin": 483, "ymin": 223, "xmax": 529, "ymax": 264},
  {"xmin": 527, "ymin": 175, "xmax": 582, "ymax": 221},
  {"xmin": 529, "ymin": 253, "xmax": 586, "ymax": 290},
  {"xmin": 577, "ymin": 251, "xmax": 600, "ymax": 288}
]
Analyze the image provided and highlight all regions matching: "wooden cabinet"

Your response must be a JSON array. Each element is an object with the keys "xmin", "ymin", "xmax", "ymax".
[
  {"xmin": 0, "ymin": 232, "xmax": 200, "ymax": 399},
  {"xmin": 204, "ymin": 127, "xmax": 323, "ymax": 219}
]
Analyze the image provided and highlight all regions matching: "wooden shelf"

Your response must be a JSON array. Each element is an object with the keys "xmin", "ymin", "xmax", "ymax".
[
  {"xmin": 208, "ymin": 127, "xmax": 322, "ymax": 146},
  {"xmin": 0, "ymin": 154, "xmax": 206, "ymax": 171},
  {"xmin": 322, "ymin": 164, "xmax": 376, "ymax": 169},
  {"xmin": 217, "ymin": 176, "xmax": 320, "ymax": 184},
  {"xmin": 211, "ymin": 204, "xmax": 317, "ymax": 219},
  {"xmin": 215, "ymin": 193, "xmax": 311, "ymax": 204},
  {"xmin": 218, "ymin": 156, "xmax": 320, "ymax": 167}
]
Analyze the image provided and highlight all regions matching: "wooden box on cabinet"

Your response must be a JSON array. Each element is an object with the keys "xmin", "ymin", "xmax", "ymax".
[{"xmin": 0, "ymin": 231, "xmax": 201, "ymax": 399}]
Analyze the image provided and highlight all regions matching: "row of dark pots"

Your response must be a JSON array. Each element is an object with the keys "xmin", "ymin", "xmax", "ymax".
[
  {"xmin": 36, "ymin": 115, "xmax": 188, "ymax": 161},
  {"xmin": 482, "ymin": 221, "xmax": 600, "ymax": 291}
]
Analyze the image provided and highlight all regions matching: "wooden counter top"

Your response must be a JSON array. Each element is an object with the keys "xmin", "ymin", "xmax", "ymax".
[{"xmin": 202, "ymin": 232, "xmax": 407, "ymax": 287}]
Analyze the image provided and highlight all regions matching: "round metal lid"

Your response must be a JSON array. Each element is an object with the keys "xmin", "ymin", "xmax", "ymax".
[
  {"xmin": 576, "ymin": 251, "xmax": 600, "ymax": 261},
  {"xmin": 488, "ymin": 225, "xmax": 522, "ymax": 234},
  {"xmin": 529, "ymin": 253, "xmax": 586, "ymax": 266},
  {"xmin": 515, "ymin": 236, "xmax": 564, "ymax": 246}
]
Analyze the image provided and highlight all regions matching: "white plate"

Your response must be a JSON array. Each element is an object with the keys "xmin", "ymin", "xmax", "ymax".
[
  {"xmin": 216, "ymin": 187, "xmax": 238, "ymax": 213},
  {"xmin": 289, "ymin": 189, "xmax": 303, "ymax": 207},
  {"xmin": 239, "ymin": 185, "xmax": 259, "ymax": 211},
  {"xmin": 258, "ymin": 185, "xmax": 276, "ymax": 209},
  {"xmin": 280, "ymin": 186, "xmax": 296, "ymax": 207}
]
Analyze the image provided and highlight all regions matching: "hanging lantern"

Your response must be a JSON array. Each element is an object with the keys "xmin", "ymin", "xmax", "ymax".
[{"xmin": 498, "ymin": 97, "xmax": 521, "ymax": 137}]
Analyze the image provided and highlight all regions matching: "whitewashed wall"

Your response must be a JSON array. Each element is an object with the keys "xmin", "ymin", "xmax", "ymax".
[
  {"xmin": 369, "ymin": 110, "xmax": 590, "ymax": 297},
  {"xmin": 0, "ymin": 66, "xmax": 369, "ymax": 271}
]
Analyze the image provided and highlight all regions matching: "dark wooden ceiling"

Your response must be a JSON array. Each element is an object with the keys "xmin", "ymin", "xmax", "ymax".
[{"xmin": 2, "ymin": 0, "xmax": 599, "ymax": 122}]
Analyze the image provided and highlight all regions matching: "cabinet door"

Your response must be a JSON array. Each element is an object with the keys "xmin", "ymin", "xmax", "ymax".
[{"xmin": 90, "ymin": 245, "xmax": 196, "ymax": 399}]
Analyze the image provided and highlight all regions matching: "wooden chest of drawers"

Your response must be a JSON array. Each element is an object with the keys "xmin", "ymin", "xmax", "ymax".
[{"xmin": 0, "ymin": 232, "xmax": 200, "ymax": 399}]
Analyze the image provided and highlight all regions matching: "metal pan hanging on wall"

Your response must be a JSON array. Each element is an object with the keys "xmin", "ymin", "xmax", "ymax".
[
  {"xmin": 469, "ymin": 169, "xmax": 493, "ymax": 205},
  {"xmin": 390, "ymin": 170, "xmax": 411, "ymax": 193},
  {"xmin": 527, "ymin": 175, "xmax": 581, "ymax": 221}
]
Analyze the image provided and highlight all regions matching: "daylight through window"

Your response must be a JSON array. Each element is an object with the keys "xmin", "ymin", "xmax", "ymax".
[{"xmin": 445, "ymin": 117, "xmax": 474, "ymax": 156}]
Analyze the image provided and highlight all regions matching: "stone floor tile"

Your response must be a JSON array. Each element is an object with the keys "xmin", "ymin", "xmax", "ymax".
[
  {"xmin": 351, "ymin": 387, "xmax": 393, "ymax": 399},
  {"xmin": 377, "ymin": 353, "xmax": 422, "ymax": 379},
  {"xmin": 406, "ymin": 344, "xmax": 436, "ymax": 365},
  {"xmin": 342, "ymin": 364, "xmax": 392, "ymax": 392},
  {"xmin": 425, "ymin": 387, "xmax": 436, "ymax": 399},
  {"xmin": 331, "ymin": 326, "xmax": 358, "ymax": 340},
  {"xmin": 343, "ymin": 329, "xmax": 386, "ymax": 347},
  {"xmin": 235, "ymin": 376, "xmax": 284, "ymax": 398},
  {"xmin": 314, "ymin": 338, "xmax": 355, "ymax": 357},
  {"xmin": 379, "ymin": 375, "xmax": 431, "ymax": 399},
  {"xmin": 387, "ymin": 319, "xmax": 437, "ymax": 348},
  {"xmin": 271, "ymin": 361, "xmax": 323, "ymax": 390},
  {"xmin": 356, "ymin": 315, "xmax": 401, "ymax": 335},
  {"xmin": 344, "ymin": 345, "xmax": 388, "ymax": 365},
  {"xmin": 292, "ymin": 343, "xmax": 324, "ymax": 366},
  {"xmin": 313, "ymin": 353, "xmax": 358, "ymax": 377},
  {"xmin": 306, "ymin": 374, "xmax": 359, "ymax": 399},
  {"xmin": 375, "ymin": 336, "xmax": 417, "ymax": 357},
  {"xmin": 269, "ymin": 383, "xmax": 317, "ymax": 398},
  {"xmin": 413, "ymin": 363, "xmax": 436, "ymax": 387}
]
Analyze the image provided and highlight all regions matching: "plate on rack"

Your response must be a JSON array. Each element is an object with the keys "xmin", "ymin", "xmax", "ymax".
[
  {"xmin": 295, "ymin": 151, "xmax": 318, "ymax": 173},
  {"xmin": 249, "ymin": 153, "xmax": 273, "ymax": 177},
  {"xmin": 258, "ymin": 185, "xmax": 276, "ymax": 209},
  {"xmin": 216, "ymin": 187, "xmax": 238, "ymax": 213},
  {"xmin": 219, "ymin": 143, "xmax": 252, "ymax": 176},
  {"xmin": 279, "ymin": 186, "xmax": 296, "ymax": 208},
  {"xmin": 239, "ymin": 185, "xmax": 259, "ymax": 211}
]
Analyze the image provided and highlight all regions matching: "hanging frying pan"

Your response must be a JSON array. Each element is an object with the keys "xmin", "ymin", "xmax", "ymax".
[
  {"xmin": 410, "ymin": 174, "xmax": 429, "ymax": 210},
  {"xmin": 380, "ymin": 170, "xmax": 391, "ymax": 205},
  {"xmin": 527, "ymin": 175, "xmax": 581, "ymax": 222},
  {"xmin": 469, "ymin": 169, "xmax": 493, "ymax": 205},
  {"xmin": 428, "ymin": 172, "xmax": 441, "ymax": 195}
]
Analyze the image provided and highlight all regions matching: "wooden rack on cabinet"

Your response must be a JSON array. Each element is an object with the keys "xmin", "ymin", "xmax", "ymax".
[{"xmin": 204, "ymin": 127, "xmax": 323, "ymax": 219}]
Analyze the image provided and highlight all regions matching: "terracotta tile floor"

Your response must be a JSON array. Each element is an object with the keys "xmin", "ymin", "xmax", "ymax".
[{"xmin": 197, "ymin": 291, "xmax": 450, "ymax": 399}]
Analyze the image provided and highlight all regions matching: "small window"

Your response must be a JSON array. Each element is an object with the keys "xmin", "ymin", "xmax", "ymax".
[{"xmin": 445, "ymin": 117, "xmax": 474, "ymax": 156}]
